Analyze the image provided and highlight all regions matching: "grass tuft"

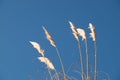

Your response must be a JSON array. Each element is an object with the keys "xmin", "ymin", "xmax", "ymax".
[{"xmin": 29, "ymin": 21, "xmax": 109, "ymax": 80}]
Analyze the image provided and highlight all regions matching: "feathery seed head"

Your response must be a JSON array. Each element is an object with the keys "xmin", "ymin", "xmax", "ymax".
[
  {"xmin": 38, "ymin": 57, "xmax": 55, "ymax": 70},
  {"xmin": 29, "ymin": 41, "xmax": 44, "ymax": 56},
  {"xmin": 69, "ymin": 21, "xmax": 78, "ymax": 34},
  {"xmin": 42, "ymin": 26, "xmax": 56, "ymax": 47},
  {"xmin": 69, "ymin": 21, "xmax": 79, "ymax": 41},
  {"xmin": 77, "ymin": 28, "xmax": 86, "ymax": 41},
  {"xmin": 88, "ymin": 23, "xmax": 96, "ymax": 41}
]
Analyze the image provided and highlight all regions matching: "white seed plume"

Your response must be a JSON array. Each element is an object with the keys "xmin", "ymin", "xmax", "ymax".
[
  {"xmin": 88, "ymin": 23, "xmax": 96, "ymax": 41},
  {"xmin": 69, "ymin": 21, "xmax": 79, "ymax": 41},
  {"xmin": 69, "ymin": 21, "xmax": 78, "ymax": 34},
  {"xmin": 38, "ymin": 57, "xmax": 55, "ymax": 70},
  {"xmin": 43, "ymin": 27, "xmax": 56, "ymax": 47},
  {"xmin": 77, "ymin": 28, "xmax": 86, "ymax": 41},
  {"xmin": 29, "ymin": 41, "xmax": 44, "ymax": 56}
]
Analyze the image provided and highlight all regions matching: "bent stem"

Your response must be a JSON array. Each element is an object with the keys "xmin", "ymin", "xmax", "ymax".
[
  {"xmin": 85, "ymin": 39, "xmax": 89, "ymax": 79},
  {"xmin": 47, "ymin": 68, "xmax": 53, "ymax": 80},
  {"xmin": 94, "ymin": 41, "xmax": 97, "ymax": 80},
  {"xmin": 43, "ymin": 56, "xmax": 59, "ymax": 80},
  {"xmin": 78, "ymin": 39, "xmax": 84, "ymax": 80},
  {"xmin": 54, "ymin": 69, "xmax": 59, "ymax": 80},
  {"xmin": 55, "ymin": 46, "xmax": 66, "ymax": 79},
  {"xmin": 42, "ymin": 56, "xmax": 53, "ymax": 80}
]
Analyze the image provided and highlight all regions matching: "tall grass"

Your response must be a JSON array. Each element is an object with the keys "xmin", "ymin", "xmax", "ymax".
[
  {"xmin": 29, "ymin": 41, "xmax": 54, "ymax": 80},
  {"xmin": 29, "ymin": 21, "xmax": 109, "ymax": 80},
  {"xmin": 69, "ymin": 21, "xmax": 85, "ymax": 80},
  {"xmin": 42, "ymin": 27, "xmax": 66, "ymax": 80},
  {"xmin": 88, "ymin": 23, "xmax": 97, "ymax": 80}
]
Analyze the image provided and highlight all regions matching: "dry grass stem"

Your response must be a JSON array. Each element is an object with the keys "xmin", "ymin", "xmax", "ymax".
[
  {"xmin": 78, "ymin": 40, "xmax": 84, "ymax": 80},
  {"xmin": 29, "ymin": 41, "xmax": 44, "ymax": 56},
  {"xmin": 43, "ymin": 27, "xmax": 65, "ymax": 79},
  {"xmin": 69, "ymin": 21, "xmax": 85, "ymax": 80},
  {"xmin": 94, "ymin": 41, "xmax": 97, "ymax": 80},
  {"xmin": 77, "ymin": 28, "xmax": 89, "ymax": 79},
  {"xmin": 55, "ymin": 47, "xmax": 66, "ymax": 80},
  {"xmin": 42, "ymin": 26, "xmax": 66, "ymax": 79},
  {"xmin": 85, "ymin": 39, "xmax": 89, "ymax": 79},
  {"xmin": 76, "ymin": 28, "xmax": 89, "ymax": 79},
  {"xmin": 54, "ymin": 69, "xmax": 60, "ymax": 80},
  {"xmin": 88, "ymin": 23, "xmax": 97, "ymax": 80}
]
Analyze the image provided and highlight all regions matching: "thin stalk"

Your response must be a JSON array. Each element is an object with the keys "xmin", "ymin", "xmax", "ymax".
[
  {"xmin": 43, "ymin": 55, "xmax": 59, "ymax": 80},
  {"xmin": 54, "ymin": 69, "xmax": 59, "ymax": 80},
  {"xmin": 78, "ymin": 39, "xmax": 84, "ymax": 80},
  {"xmin": 47, "ymin": 67, "xmax": 53, "ymax": 80},
  {"xmin": 85, "ymin": 39, "xmax": 89, "ymax": 79},
  {"xmin": 55, "ymin": 46, "xmax": 66, "ymax": 79},
  {"xmin": 94, "ymin": 41, "xmax": 97, "ymax": 80},
  {"xmin": 43, "ymin": 56, "xmax": 53, "ymax": 80}
]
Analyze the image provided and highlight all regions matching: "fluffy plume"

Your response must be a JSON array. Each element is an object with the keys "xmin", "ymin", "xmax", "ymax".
[
  {"xmin": 69, "ymin": 21, "xmax": 79, "ymax": 41},
  {"xmin": 38, "ymin": 57, "xmax": 55, "ymax": 70},
  {"xmin": 29, "ymin": 41, "xmax": 44, "ymax": 56},
  {"xmin": 88, "ymin": 23, "xmax": 96, "ymax": 41},
  {"xmin": 43, "ymin": 27, "xmax": 56, "ymax": 47},
  {"xmin": 77, "ymin": 28, "xmax": 86, "ymax": 41}
]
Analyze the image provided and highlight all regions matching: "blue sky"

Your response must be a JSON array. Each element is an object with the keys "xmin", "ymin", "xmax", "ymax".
[{"xmin": 0, "ymin": 0, "xmax": 120, "ymax": 80}]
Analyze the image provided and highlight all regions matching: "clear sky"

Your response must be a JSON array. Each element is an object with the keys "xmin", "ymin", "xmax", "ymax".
[{"xmin": 0, "ymin": 0, "xmax": 120, "ymax": 80}]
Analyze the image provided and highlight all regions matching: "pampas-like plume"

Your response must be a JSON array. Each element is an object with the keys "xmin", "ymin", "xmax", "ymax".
[
  {"xmin": 89, "ymin": 23, "xmax": 97, "ymax": 80},
  {"xmin": 69, "ymin": 21, "xmax": 79, "ymax": 41},
  {"xmin": 43, "ymin": 26, "xmax": 66, "ymax": 79},
  {"xmin": 43, "ymin": 26, "xmax": 56, "ymax": 47},
  {"xmin": 88, "ymin": 23, "xmax": 96, "ymax": 41},
  {"xmin": 38, "ymin": 57, "xmax": 55, "ymax": 70},
  {"xmin": 77, "ymin": 28, "xmax": 89, "ymax": 79},
  {"xmin": 77, "ymin": 28, "xmax": 86, "ymax": 41},
  {"xmin": 69, "ymin": 21, "xmax": 84, "ymax": 80},
  {"xmin": 30, "ymin": 41, "xmax": 54, "ymax": 80},
  {"xmin": 29, "ymin": 41, "xmax": 44, "ymax": 56}
]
